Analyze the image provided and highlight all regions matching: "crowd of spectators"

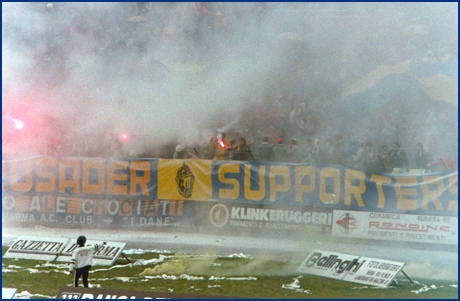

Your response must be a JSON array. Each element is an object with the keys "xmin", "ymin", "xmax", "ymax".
[
  {"xmin": 188, "ymin": 131, "xmax": 457, "ymax": 173},
  {"xmin": 2, "ymin": 3, "xmax": 457, "ymax": 174}
]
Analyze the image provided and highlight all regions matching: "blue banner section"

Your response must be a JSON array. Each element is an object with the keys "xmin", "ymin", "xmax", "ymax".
[
  {"xmin": 211, "ymin": 161, "xmax": 458, "ymax": 216},
  {"xmin": 2, "ymin": 157, "xmax": 458, "ymax": 217},
  {"xmin": 2, "ymin": 157, "xmax": 159, "ymax": 199}
]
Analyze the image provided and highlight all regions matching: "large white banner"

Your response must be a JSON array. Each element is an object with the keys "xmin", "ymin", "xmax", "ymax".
[
  {"xmin": 297, "ymin": 250, "xmax": 405, "ymax": 288},
  {"xmin": 3, "ymin": 236, "xmax": 126, "ymax": 266},
  {"xmin": 332, "ymin": 210, "xmax": 458, "ymax": 245}
]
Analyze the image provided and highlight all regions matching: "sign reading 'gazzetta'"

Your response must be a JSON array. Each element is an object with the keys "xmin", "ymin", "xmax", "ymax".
[
  {"xmin": 3, "ymin": 236, "xmax": 125, "ymax": 265},
  {"xmin": 3, "ymin": 236, "xmax": 69, "ymax": 261}
]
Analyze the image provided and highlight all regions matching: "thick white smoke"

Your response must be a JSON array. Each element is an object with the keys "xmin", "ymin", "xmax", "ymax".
[{"xmin": 2, "ymin": 3, "xmax": 457, "ymax": 159}]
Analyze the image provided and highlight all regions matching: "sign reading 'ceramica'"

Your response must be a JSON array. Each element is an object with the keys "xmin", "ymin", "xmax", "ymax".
[
  {"xmin": 297, "ymin": 250, "xmax": 405, "ymax": 288},
  {"xmin": 332, "ymin": 210, "xmax": 458, "ymax": 245}
]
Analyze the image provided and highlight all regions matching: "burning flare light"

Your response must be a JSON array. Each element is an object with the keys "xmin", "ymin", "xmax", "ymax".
[{"xmin": 13, "ymin": 119, "xmax": 24, "ymax": 129}]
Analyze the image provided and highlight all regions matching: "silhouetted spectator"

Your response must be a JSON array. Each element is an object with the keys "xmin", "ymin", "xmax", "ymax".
[
  {"xmin": 230, "ymin": 137, "xmax": 252, "ymax": 161},
  {"xmin": 413, "ymin": 142, "xmax": 430, "ymax": 169},
  {"xmin": 389, "ymin": 141, "xmax": 409, "ymax": 168},
  {"xmin": 286, "ymin": 138, "xmax": 304, "ymax": 163},
  {"xmin": 313, "ymin": 138, "xmax": 333, "ymax": 165},
  {"xmin": 331, "ymin": 133, "xmax": 346, "ymax": 166},
  {"xmin": 363, "ymin": 141, "xmax": 379, "ymax": 172},
  {"xmin": 212, "ymin": 132, "xmax": 230, "ymax": 160},
  {"xmin": 273, "ymin": 138, "xmax": 287, "ymax": 162},
  {"xmin": 351, "ymin": 140, "xmax": 365, "ymax": 170},
  {"xmin": 256, "ymin": 136, "xmax": 274, "ymax": 161},
  {"xmin": 376, "ymin": 145, "xmax": 393, "ymax": 173}
]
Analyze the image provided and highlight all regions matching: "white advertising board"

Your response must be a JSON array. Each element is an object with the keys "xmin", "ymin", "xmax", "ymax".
[
  {"xmin": 297, "ymin": 250, "xmax": 405, "ymax": 288},
  {"xmin": 297, "ymin": 250, "xmax": 361, "ymax": 280},
  {"xmin": 343, "ymin": 256, "xmax": 405, "ymax": 287},
  {"xmin": 3, "ymin": 236, "xmax": 126, "ymax": 266},
  {"xmin": 55, "ymin": 240, "xmax": 127, "ymax": 266},
  {"xmin": 332, "ymin": 210, "xmax": 458, "ymax": 245},
  {"xmin": 2, "ymin": 288, "xmax": 17, "ymax": 299},
  {"xmin": 3, "ymin": 236, "xmax": 70, "ymax": 261}
]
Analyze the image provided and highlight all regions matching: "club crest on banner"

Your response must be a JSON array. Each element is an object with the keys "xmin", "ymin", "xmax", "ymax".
[{"xmin": 175, "ymin": 163, "xmax": 195, "ymax": 198}]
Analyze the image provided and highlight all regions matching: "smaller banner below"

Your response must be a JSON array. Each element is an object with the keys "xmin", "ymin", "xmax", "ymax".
[
  {"xmin": 195, "ymin": 202, "xmax": 333, "ymax": 235},
  {"xmin": 56, "ymin": 287, "xmax": 233, "ymax": 299},
  {"xmin": 332, "ymin": 210, "xmax": 458, "ymax": 245},
  {"xmin": 3, "ymin": 236, "xmax": 70, "ymax": 261},
  {"xmin": 1, "ymin": 195, "xmax": 194, "ymax": 228},
  {"xmin": 297, "ymin": 249, "xmax": 405, "ymax": 288}
]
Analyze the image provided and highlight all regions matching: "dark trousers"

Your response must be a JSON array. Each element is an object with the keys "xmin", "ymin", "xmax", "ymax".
[{"xmin": 74, "ymin": 265, "xmax": 91, "ymax": 287}]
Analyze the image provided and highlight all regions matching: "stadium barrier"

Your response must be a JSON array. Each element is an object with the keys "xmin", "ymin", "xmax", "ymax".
[{"xmin": 2, "ymin": 157, "xmax": 458, "ymax": 244}]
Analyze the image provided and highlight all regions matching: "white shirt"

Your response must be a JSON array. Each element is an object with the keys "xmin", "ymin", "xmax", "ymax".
[{"xmin": 69, "ymin": 244, "xmax": 103, "ymax": 272}]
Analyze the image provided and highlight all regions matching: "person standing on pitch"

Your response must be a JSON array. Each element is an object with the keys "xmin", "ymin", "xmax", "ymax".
[{"xmin": 69, "ymin": 235, "xmax": 106, "ymax": 287}]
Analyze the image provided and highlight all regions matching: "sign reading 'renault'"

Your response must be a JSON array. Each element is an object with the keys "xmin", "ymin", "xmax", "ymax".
[{"xmin": 297, "ymin": 250, "xmax": 405, "ymax": 288}]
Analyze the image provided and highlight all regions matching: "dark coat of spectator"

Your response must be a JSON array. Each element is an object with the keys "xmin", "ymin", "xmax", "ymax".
[
  {"xmin": 286, "ymin": 138, "xmax": 304, "ymax": 163},
  {"xmin": 413, "ymin": 142, "xmax": 430, "ymax": 169},
  {"xmin": 230, "ymin": 137, "xmax": 252, "ymax": 161},
  {"xmin": 389, "ymin": 141, "xmax": 409, "ymax": 168},
  {"xmin": 331, "ymin": 134, "xmax": 346, "ymax": 166},
  {"xmin": 273, "ymin": 138, "xmax": 287, "ymax": 162},
  {"xmin": 256, "ymin": 136, "xmax": 274, "ymax": 161},
  {"xmin": 312, "ymin": 139, "xmax": 331, "ymax": 165},
  {"xmin": 363, "ymin": 142, "xmax": 379, "ymax": 173},
  {"xmin": 376, "ymin": 148, "xmax": 393, "ymax": 173}
]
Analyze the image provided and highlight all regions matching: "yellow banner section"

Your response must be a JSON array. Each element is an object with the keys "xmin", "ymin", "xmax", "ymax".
[
  {"xmin": 157, "ymin": 159, "xmax": 212, "ymax": 201},
  {"xmin": 418, "ymin": 74, "xmax": 458, "ymax": 107}
]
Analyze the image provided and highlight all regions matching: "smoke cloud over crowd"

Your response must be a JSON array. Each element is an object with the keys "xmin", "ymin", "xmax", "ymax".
[{"xmin": 2, "ymin": 2, "xmax": 457, "ymax": 160}]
